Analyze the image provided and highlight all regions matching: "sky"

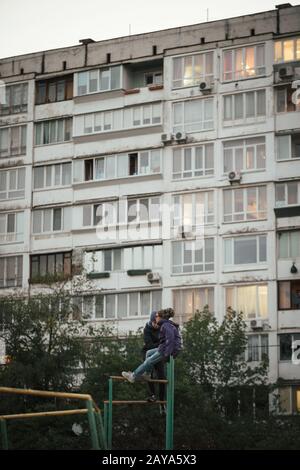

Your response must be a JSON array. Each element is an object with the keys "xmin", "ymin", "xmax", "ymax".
[{"xmin": 0, "ymin": 0, "xmax": 285, "ymax": 59}]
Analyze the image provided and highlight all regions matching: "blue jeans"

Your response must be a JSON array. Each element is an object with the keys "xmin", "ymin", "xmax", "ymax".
[{"xmin": 133, "ymin": 348, "xmax": 164, "ymax": 377}]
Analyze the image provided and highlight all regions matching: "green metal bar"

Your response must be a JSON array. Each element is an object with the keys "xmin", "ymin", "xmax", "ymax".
[
  {"xmin": 104, "ymin": 402, "xmax": 108, "ymax": 444},
  {"xmin": 108, "ymin": 378, "xmax": 113, "ymax": 450},
  {"xmin": 86, "ymin": 400, "xmax": 100, "ymax": 450},
  {"xmin": 165, "ymin": 356, "xmax": 174, "ymax": 450},
  {"xmin": 0, "ymin": 419, "xmax": 9, "ymax": 450},
  {"xmin": 95, "ymin": 410, "xmax": 107, "ymax": 450}
]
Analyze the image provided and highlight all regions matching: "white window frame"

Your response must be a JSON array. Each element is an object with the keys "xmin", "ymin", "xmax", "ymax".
[
  {"xmin": 246, "ymin": 334, "xmax": 269, "ymax": 362},
  {"xmin": 223, "ymin": 44, "xmax": 266, "ymax": 81},
  {"xmin": 172, "ymin": 143, "xmax": 214, "ymax": 179},
  {"xmin": 172, "ymin": 238, "xmax": 214, "ymax": 274},
  {"xmin": 127, "ymin": 197, "xmax": 161, "ymax": 224},
  {"xmin": 76, "ymin": 103, "xmax": 162, "ymax": 136},
  {"xmin": 0, "ymin": 255, "xmax": 23, "ymax": 288},
  {"xmin": 172, "ymin": 98, "xmax": 214, "ymax": 133},
  {"xmin": 172, "ymin": 51, "xmax": 214, "ymax": 89},
  {"xmin": 33, "ymin": 162, "xmax": 72, "ymax": 190},
  {"xmin": 172, "ymin": 191, "xmax": 214, "ymax": 230},
  {"xmin": 223, "ymin": 186, "xmax": 267, "ymax": 223},
  {"xmin": 173, "ymin": 287, "xmax": 214, "ymax": 324},
  {"xmin": 223, "ymin": 136, "xmax": 266, "ymax": 173},
  {"xmin": 76, "ymin": 65, "xmax": 122, "ymax": 96},
  {"xmin": 0, "ymin": 125, "xmax": 26, "ymax": 158},
  {"xmin": 274, "ymin": 38, "xmax": 300, "ymax": 63},
  {"xmin": 275, "ymin": 181, "xmax": 300, "ymax": 207},
  {"xmin": 0, "ymin": 167, "xmax": 25, "ymax": 201},
  {"xmin": 223, "ymin": 89, "xmax": 266, "ymax": 125},
  {"xmin": 73, "ymin": 290, "xmax": 162, "ymax": 320},
  {"xmin": 278, "ymin": 231, "xmax": 300, "ymax": 259},
  {"xmin": 276, "ymin": 134, "xmax": 300, "ymax": 161},
  {"xmin": 0, "ymin": 82, "xmax": 28, "ymax": 116},
  {"xmin": 35, "ymin": 118, "xmax": 72, "ymax": 146},
  {"xmin": 32, "ymin": 207, "xmax": 71, "ymax": 234},
  {"xmin": 225, "ymin": 284, "xmax": 268, "ymax": 319},
  {"xmin": 224, "ymin": 235, "xmax": 267, "ymax": 268},
  {"xmin": 0, "ymin": 212, "xmax": 24, "ymax": 244}
]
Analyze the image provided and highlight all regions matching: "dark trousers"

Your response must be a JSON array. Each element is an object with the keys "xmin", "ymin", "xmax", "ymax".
[{"xmin": 143, "ymin": 351, "xmax": 165, "ymax": 401}]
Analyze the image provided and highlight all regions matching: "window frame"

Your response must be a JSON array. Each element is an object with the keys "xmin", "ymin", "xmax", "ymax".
[
  {"xmin": 172, "ymin": 143, "xmax": 214, "ymax": 180},
  {"xmin": 222, "ymin": 44, "xmax": 266, "ymax": 81},
  {"xmin": 0, "ymin": 125, "xmax": 27, "ymax": 158},
  {"xmin": 224, "ymin": 235, "xmax": 267, "ymax": 268},
  {"xmin": 223, "ymin": 89, "xmax": 266, "ymax": 124},
  {"xmin": 172, "ymin": 238, "xmax": 214, "ymax": 274},
  {"xmin": 225, "ymin": 284, "xmax": 268, "ymax": 319},
  {"xmin": 172, "ymin": 98, "xmax": 214, "ymax": 133},
  {"xmin": 223, "ymin": 136, "xmax": 266, "ymax": 173},
  {"xmin": 172, "ymin": 51, "xmax": 214, "ymax": 89},
  {"xmin": 223, "ymin": 185, "xmax": 267, "ymax": 223},
  {"xmin": 0, "ymin": 255, "xmax": 23, "ymax": 288}
]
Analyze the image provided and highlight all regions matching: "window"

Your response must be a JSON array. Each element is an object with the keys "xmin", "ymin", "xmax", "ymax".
[
  {"xmin": 173, "ymin": 287, "xmax": 214, "ymax": 323},
  {"xmin": 36, "ymin": 75, "xmax": 73, "ymax": 104},
  {"xmin": 0, "ymin": 126, "xmax": 26, "ymax": 157},
  {"xmin": 75, "ymin": 104, "xmax": 161, "ymax": 136},
  {"xmin": 0, "ymin": 256, "xmax": 23, "ymax": 287},
  {"xmin": 223, "ymin": 186, "xmax": 267, "ymax": 222},
  {"xmin": 0, "ymin": 83, "xmax": 28, "ymax": 116},
  {"xmin": 0, "ymin": 168, "xmax": 25, "ymax": 200},
  {"xmin": 278, "ymin": 386, "xmax": 300, "ymax": 414},
  {"xmin": 172, "ymin": 238, "xmax": 214, "ymax": 274},
  {"xmin": 226, "ymin": 284, "xmax": 268, "ymax": 319},
  {"xmin": 275, "ymin": 181, "xmax": 300, "ymax": 207},
  {"xmin": 172, "ymin": 191, "xmax": 214, "ymax": 232},
  {"xmin": 276, "ymin": 85, "xmax": 300, "ymax": 113},
  {"xmin": 0, "ymin": 212, "xmax": 24, "ymax": 243},
  {"xmin": 172, "ymin": 52, "xmax": 214, "ymax": 88},
  {"xmin": 223, "ymin": 45, "xmax": 265, "ymax": 81},
  {"xmin": 144, "ymin": 71, "xmax": 163, "ymax": 86},
  {"xmin": 224, "ymin": 235, "xmax": 267, "ymax": 267},
  {"xmin": 82, "ymin": 201, "xmax": 118, "ymax": 227},
  {"xmin": 247, "ymin": 334, "xmax": 268, "ymax": 362},
  {"xmin": 32, "ymin": 207, "xmax": 72, "ymax": 234},
  {"xmin": 223, "ymin": 90, "xmax": 266, "ymax": 123},
  {"xmin": 73, "ymin": 290, "xmax": 162, "ymax": 320},
  {"xmin": 76, "ymin": 150, "xmax": 161, "ymax": 182},
  {"xmin": 35, "ymin": 118, "xmax": 72, "ymax": 145},
  {"xmin": 274, "ymin": 38, "xmax": 300, "ymax": 63},
  {"xmin": 278, "ymin": 231, "xmax": 300, "ymax": 259},
  {"xmin": 223, "ymin": 137, "xmax": 266, "ymax": 172},
  {"xmin": 30, "ymin": 252, "xmax": 72, "ymax": 280},
  {"xmin": 276, "ymin": 134, "xmax": 300, "ymax": 160},
  {"xmin": 173, "ymin": 98, "xmax": 214, "ymax": 133},
  {"xmin": 173, "ymin": 143, "xmax": 214, "ymax": 179},
  {"xmin": 76, "ymin": 66, "xmax": 121, "ymax": 96},
  {"xmin": 278, "ymin": 280, "xmax": 300, "ymax": 310},
  {"xmin": 127, "ymin": 197, "xmax": 161, "ymax": 224},
  {"xmin": 33, "ymin": 163, "xmax": 71, "ymax": 189},
  {"xmin": 279, "ymin": 333, "xmax": 300, "ymax": 361}
]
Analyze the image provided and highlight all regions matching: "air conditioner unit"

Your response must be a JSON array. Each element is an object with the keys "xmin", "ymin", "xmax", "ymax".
[
  {"xmin": 161, "ymin": 133, "xmax": 173, "ymax": 144},
  {"xmin": 250, "ymin": 319, "xmax": 263, "ymax": 330},
  {"xmin": 147, "ymin": 272, "xmax": 161, "ymax": 283},
  {"xmin": 228, "ymin": 171, "xmax": 241, "ymax": 183},
  {"xmin": 199, "ymin": 81, "xmax": 212, "ymax": 94},
  {"xmin": 278, "ymin": 66, "xmax": 294, "ymax": 79},
  {"xmin": 175, "ymin": 131, "xmax": 187, "ymax": 143}
]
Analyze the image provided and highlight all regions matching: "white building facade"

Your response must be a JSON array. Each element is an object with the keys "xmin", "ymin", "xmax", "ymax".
[{"xmin": 0, "ymin": 4, "xmax": 300, "ymax": 412}]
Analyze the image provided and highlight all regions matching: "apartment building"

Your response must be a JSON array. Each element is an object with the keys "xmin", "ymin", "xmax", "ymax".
[{"xmin": 0, "ymin": 3, "xmax": 300, "ymax": 412}]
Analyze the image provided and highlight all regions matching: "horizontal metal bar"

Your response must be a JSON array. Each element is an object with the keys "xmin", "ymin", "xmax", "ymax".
[
  {"xmin": 0, "ymin": 409, "xmax": 88, "ymax": 420},
  {"xmin": 103, "ymin": 400, "xmax": 167, "ymax": 405},
  {"xmin": 0, "ymin": 387, "xmax": 92, "ymax": 401},
  {"xmin": 109, "ymin": 376, "xmax": 168, "ymax": 383}
]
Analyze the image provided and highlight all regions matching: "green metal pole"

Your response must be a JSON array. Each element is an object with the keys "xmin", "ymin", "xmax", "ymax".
[
  {"xmin": 108, "ymin": 378, "xmax": 113, "ymax": 450},
  {"xmin": 0, "ymin": 419, "xmax": 9, "ymax": 450},
  {"xmin": 86, "ymin": 400, "xmax": 100, "ymax": 450},
  {"xmin": 165, "ymin": 356, "xmax": 174, "ymax": 450},
  {"xmin": 96, "ymin": 410, "xmax": 107, "ymax": 450},
  {"xmin": 104, "ymin": 402, "xmax": 108, "ymax": 444}
]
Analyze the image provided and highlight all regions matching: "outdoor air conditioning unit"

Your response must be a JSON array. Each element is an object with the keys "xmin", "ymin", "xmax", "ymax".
[
  {"xmin": 250, "ymin": 319, "xmax": 263, "ymax": 330},
  {"xmin": 161, "ymin": 133, "xmax": 173, "ymax": 145},
  {"xmin": 199, "ymin": 81, "xmax": 212, "ymax": 94},
  {"xmin": 147, "ymin": 272, "xmax": 161, "ymax": 283},
  {"xmin": 228, "ymin": 171, "xmax": 241, "ymax": 183},
  {"xmin": 278, "ymin": 66, "xmax": 294, "ymax": 79},
  {"xmin": 174, "ymin": 131, "xmax": 187, "ymax": 143}
]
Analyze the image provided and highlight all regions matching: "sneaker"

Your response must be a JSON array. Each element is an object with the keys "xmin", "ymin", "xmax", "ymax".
[
  {"xmin": 146, "ymin": 394, "xmax": 157, "ymax": 402},
  {"xmin": 122, "ymin": 371, "xmax": 135, "ymax": 383},
  {"xmin": 159, "ymin": 404, "xmax": 166, "ymax": 416}
]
